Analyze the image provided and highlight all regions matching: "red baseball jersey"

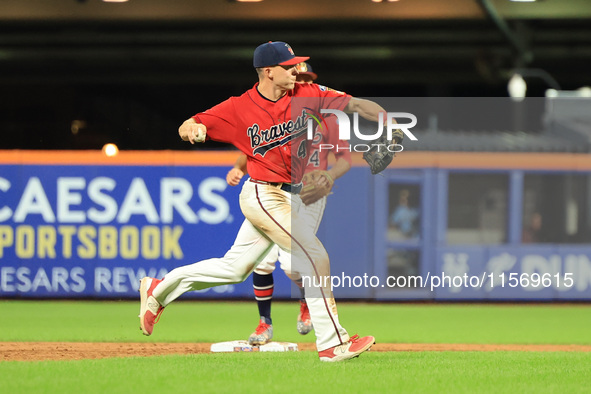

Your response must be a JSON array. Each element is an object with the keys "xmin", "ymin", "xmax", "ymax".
[
  {"xmin": 192, "ymin": 83, "xmax": 351, "ymax": 183},
  {"xmin": 305, "ymin": 115, "xmax": 352, "ymax": 172}
]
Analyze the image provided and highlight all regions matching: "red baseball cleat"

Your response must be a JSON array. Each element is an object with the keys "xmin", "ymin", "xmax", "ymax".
[
  {"xmin": 318, "ymin": 335, "xmax": 375, "ymax": 362},
  {"xmin": 297, "ymin": 300, "xmax": 313, "ymax": 335},
  {"xmin": 138, "ymin": 277, "xmax": 164, "ymax": 336},
  {"xmin": 248, "ymin": 319, "xmax": 274, "ymax": 345}
]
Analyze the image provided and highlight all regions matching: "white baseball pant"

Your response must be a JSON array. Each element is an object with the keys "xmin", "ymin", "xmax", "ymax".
[
  {"xmin": 151, "ymin": 180, "xmax": 349, "ymax": 351},
  {"xmin": 254, "ymin": 195, "xmax": 327, "ymax": 279}
]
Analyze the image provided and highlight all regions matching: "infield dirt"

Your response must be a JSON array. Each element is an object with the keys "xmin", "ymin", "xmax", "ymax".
[{"xmin": 2, "ymin": 342, "xmax": 591, "ymax": 362}]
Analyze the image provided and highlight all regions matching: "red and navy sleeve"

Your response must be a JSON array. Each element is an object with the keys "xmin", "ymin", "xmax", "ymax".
[
  {"xmin": 191, "ymin": 98, "xmax": 238, "ymax": 145},
  {"xmin": 314, "ymin": 84, "xmax": 352, "ymax": 112}
]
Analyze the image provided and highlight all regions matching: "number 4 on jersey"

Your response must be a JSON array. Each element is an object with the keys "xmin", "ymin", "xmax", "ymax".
[
  {"xmin": 307, "ymin": 150, "xmax": 320, "ymax": 167},
  {"xmin": 297, "ymin": 140, "xmax": 307, "ymax": 158}
]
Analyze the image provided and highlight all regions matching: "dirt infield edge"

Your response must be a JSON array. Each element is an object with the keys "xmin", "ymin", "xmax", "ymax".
[{"xmin": 2, "ymin": 342, "xmax": 591, "ymax": 362}]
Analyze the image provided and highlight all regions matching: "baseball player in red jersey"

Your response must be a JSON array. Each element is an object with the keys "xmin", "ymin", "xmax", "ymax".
[
  {"xmin": 139, "ymin": 41, "xmax": 389, "ymax": 362},
  {"xmin": 226, "ymin": 62, "xmax": 352, "ymax": 346}
]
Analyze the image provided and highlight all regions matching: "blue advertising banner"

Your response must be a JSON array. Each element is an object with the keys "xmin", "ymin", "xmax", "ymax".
[
  {"xmin": 0, "ymin": 164, "xmax": 293, "ymax": 299},
  {"xmin": 3, "ymin": 151, "xmax": 591, "ymax": 301}
]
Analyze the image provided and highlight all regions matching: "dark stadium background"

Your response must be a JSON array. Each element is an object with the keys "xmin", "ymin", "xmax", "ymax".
[{"xmin": 1, "ymin": 0, "xmax": 590, "ymax": 151}]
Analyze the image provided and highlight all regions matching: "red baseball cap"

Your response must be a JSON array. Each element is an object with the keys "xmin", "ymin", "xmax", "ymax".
[{"xmin": 253, "ymin": 41, "xmax": 310, "ymax": 68}]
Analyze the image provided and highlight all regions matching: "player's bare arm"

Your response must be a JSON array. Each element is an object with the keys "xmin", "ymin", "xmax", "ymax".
[
  {"xmin": 179, "ymin": 118, "xmax": 207, "ymax": 144},
  {"xmin": 325, "ymin": 157, "xmax": 351, "ymax": 186},
  {"xmin": 226, "ymin": 154, "xmax": 247, "ymax": 187},
  {"xmin": 345, "ymin": 96, "xmax": 402, "ymax": 144},
  {"xmin": 344, "ymin": 97, "xmax": 388, "ymax": 124}
]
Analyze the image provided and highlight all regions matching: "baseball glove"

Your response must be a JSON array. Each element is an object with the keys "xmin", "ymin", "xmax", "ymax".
[
  {"xmin": 363, "ymin": 129, "xmax": 404, "ymax": 175},
  {"xmin": 300, "ymin": 170, "xmax": 334, "ymax": 205}
]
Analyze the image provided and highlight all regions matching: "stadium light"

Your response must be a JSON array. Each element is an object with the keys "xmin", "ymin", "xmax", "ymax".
[{"xmin": 508, "ymin": 68, "xmax": 561, "ymax": 102}]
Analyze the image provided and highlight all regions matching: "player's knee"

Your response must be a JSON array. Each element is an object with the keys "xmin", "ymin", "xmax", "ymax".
[
  {"xmin": 254, "ymin": 269, "xmax": 272, "ymax": 276},
  {"xmin": 229, "ymin": 270, "xmax": 251, "ymax": 283},
  {"xmin": 285, "ymin": 271, "xmax": 301, "ymax": 283}
]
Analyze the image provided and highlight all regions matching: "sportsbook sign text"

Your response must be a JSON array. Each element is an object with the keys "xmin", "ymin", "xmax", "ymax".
[{"xmin": 0, "ymin": 176, "xmax": 229, "ymax": 260}]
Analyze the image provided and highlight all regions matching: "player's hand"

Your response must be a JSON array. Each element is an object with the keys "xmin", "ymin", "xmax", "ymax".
[
  {"xmin": 226, "ymin": 168, "xmax": 244, "ymax": 186},
  {"xmin": 315, "ymin": 173, "xmax": 332, "ymax": 188},
  {"xmin": 300, "ymin": 170, "xmax": 334, "ymax": 205},
  {"xmin": 179, "ymin": 119, "xmax": 207, "ymax": 144}
]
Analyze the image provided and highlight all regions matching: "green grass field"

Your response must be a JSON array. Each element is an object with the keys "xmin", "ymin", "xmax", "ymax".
[{"xmin": 1, "ymin": 300, "xmax": 590, "ymax": 393}]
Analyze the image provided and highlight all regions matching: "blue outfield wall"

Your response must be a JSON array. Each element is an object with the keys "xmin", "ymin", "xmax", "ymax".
[
  {"xmin": 433, "ymin": 245, "xmax": 591, "ymax": 300},
  {"xmin": 319, "ymin": 167, "xmax": 591, "ymax": 301},
  {"xmin": 1, "ymin": 160, "xmax": 590, "ymax": 300}
]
